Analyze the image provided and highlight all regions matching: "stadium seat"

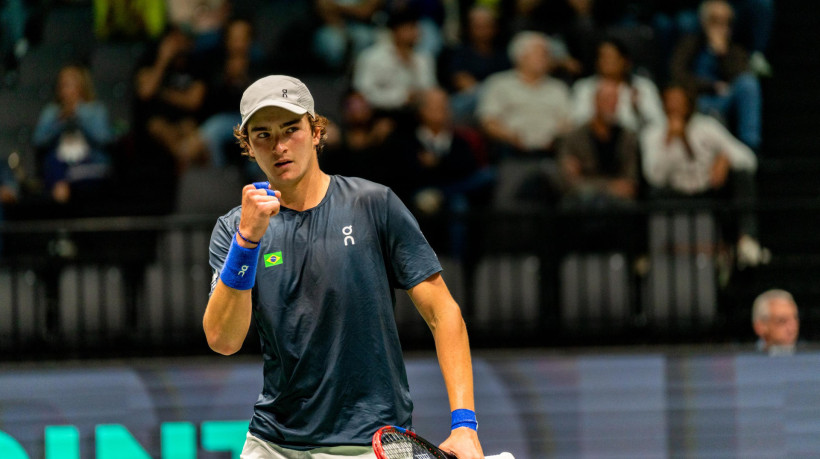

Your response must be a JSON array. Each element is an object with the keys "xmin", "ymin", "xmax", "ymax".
[
  {"xmin": 560, "ymin": 252, "xmax": 632, "ymax": 328},
  {"xmin": 57, "ymin": 265, "xmax": 126, "ymax": 346},
  {"xmin": 644, "ymin": 212, "xmax": 718, "ymax": 325},
  {"xmin": 472, "ymin": 255, "xmax": 541, "ymax": 331},
  {"xmin": 0, "ymin": 269, "xmax": 40, "ymax": 346}
]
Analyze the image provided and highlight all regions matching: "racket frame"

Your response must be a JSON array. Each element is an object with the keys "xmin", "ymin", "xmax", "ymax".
[{"xmin": 372, "ymin": 425, "xmax": 452, "ymax": 459}]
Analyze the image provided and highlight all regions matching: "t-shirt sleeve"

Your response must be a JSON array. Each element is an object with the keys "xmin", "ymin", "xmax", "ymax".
[
  {"xmin": 382, "ymin": 188, "xmax": 442, "ymax": 290},
  {"xmin": 208, "ymin": 215, "xmax": 235, "ymax": 296},
  {"xmin": 476, "ymin": 74, "xmax": 504, "ymax": 121}
]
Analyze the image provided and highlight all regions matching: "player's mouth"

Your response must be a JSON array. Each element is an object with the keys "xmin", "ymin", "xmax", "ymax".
[{"xmin": 274, "ymin": 160, "xmax": 292, "ymax": 168}]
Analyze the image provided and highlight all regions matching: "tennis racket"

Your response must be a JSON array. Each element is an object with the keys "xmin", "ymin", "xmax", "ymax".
[{"xmin": 372, "ymin": 425, "xmax": 514, "ymax": 459}]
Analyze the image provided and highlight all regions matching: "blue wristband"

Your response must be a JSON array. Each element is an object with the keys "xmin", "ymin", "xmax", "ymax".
[
  {"xmin": 451, "ymin": 409, "xmax": 478, "ymax": 431},
  {"xmin": 253, "ymin": 181, "xmax": 278, "ymax": 197},
  {"xmin": 219, "ymin": 235, "xmax": 260, "ymax": 290}
]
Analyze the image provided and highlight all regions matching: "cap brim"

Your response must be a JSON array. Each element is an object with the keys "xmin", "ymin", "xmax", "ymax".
[{"xmin": 240, "ymin": 99, "xmax": 310, "ymax": 130}]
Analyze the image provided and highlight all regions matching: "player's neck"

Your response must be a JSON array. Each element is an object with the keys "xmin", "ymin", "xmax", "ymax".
[{"xmin": 278, "ymin": 169, "xmax": 331, "ymax": 212}]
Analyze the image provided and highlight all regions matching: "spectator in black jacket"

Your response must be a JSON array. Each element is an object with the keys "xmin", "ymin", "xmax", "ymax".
[
  {"xmin": 669, "ymin": 0, "xmax": 761, "ymax": 151},
  {"xmin": 388, "ymin": 87, "xmax": 493, "ymax": 257}
]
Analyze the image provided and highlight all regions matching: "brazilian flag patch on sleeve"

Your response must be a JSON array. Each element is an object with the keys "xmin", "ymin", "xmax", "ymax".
[{"xmin": 264, "ymin": 252, "xmax": 283, "ymax": 267}]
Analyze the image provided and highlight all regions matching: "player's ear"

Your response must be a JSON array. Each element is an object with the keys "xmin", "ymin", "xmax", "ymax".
[
  {"xmin": 312, "ymin": 126, "xmax": 321, "ymax": 146},
  {"xmin": 753, "ymin": 320, "xmax": 767, "ymax": 339}
]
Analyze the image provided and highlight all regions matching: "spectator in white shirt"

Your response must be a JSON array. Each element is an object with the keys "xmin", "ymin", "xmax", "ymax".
[
  {"xmin": 641, "ymin": 84, "xmax": 755, "ymax": 195},
  {"xmin": 352, "ymin": 7, "xmax": 437, "ymax": 114},
  {"xmin": 476, "ymin": 30, "xmax": 572, "ymax": 160},
  {"xmin": 571, "ymin": 37, "xmax": 665, "ymax": 134},
  {"xmin": 641, "ymin": 84, "xmax": 768, "ymax": 267}
]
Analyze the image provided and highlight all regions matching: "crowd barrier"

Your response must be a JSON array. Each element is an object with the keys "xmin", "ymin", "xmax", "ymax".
[{"xmin": 0, "ymin": 200, "xmax": 805, "ymax": 359}]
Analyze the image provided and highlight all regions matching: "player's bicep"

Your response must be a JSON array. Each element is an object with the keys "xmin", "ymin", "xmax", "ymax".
[{"xmin": 407, "ymin": 273, "xmax": 459, "ymax": 331}]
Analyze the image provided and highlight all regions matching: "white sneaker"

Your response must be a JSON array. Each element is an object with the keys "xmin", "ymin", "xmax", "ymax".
[
  {"xmin": 750, "ymin": 51, "xmax": 773, "ymax": 78},
  {"xmin": 737, "ymin": 235, "xmax": 772, "ymax": 269}
]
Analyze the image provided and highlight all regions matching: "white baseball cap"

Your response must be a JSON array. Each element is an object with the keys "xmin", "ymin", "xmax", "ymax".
[{"xmin": 239, "ymin": 75, "xmax": 315, "ymax": 130}]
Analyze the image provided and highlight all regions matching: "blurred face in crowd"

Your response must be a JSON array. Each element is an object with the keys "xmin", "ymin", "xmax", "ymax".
[
  {"xmin": 57, "ymin": 66, "xmax": 88, "ymax": 107},
  {"xmin": 701, "ymin": 1, "xmax": 733, "ymax": 37},
  {"xmin": 392, "ymin": 21, "xmax": 420, "ymax": 49},
  {"xmin": 597, "ymin": 42, "xmax": 628, "ymax": 80},
  {"xmin": 663, "ymin": 87, "xmax": 692, "ymax": 120},
  {"xmin": 343, "ymin": 92, "xmax": 373, "ymax": 126},
  {"xmin": 516, "ymin": 37, "xmax": 551, "ymax": 78},
  {"xmin": 418, "ymin": 88, "xmax": 451, "ymax": 132},
  {"xmin": 594, "ymin": 80, "xmax": 620, "ymax": 123},
  {"xmin": 225, "ymin": 19, "xmax": 253, "ymax": 55},
  {"xmin": 468, "ymin": 7, "xmax": 497, "ymax": 45},
  {"xmin": 754, "ymin": 297, "xmax": 800, "ymax": 348}
]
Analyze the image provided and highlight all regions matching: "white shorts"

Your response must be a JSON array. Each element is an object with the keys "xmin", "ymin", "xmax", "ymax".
[{"xmin": 240, "ymin": 432, "xmax": 377, "ymax": 459}]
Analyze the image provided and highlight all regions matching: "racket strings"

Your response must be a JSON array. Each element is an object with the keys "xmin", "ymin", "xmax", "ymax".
[{"xmin": 380, "ymin": 432, "xmax": 443, "ymax": 459}]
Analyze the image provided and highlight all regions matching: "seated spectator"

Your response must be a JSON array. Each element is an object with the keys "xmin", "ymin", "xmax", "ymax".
[
  {"xmin": 559, "ymin": 79, "xmax": 640, "ymax": 251},
  {"xmin": 320, "ymin": 90, "xmax": 395, "ymax": 185},
  {"xmin": 32, "ymin": 64, "xmax": 114, "ymax": 209},
  {"xmin": 560, "ymin": 80, "xmax": 639, "ymax": 207},
  {"xmin": 476, "ymin": 30, "xmax": 572, "ymax": 160},
  {"xmin": 441, "ymin": 4, "xmax": 511, "ymax": 125},
  {"xmin": 197, "ymin": 18, "xmax": 267, "ymax": 171},
  {"xmin": 641, "ymin": 84, "xmax": 768, "ymax": 267},
  {"xmin": 133, "ymin": 26, "xmax": 208, "ymax": 174},
  {"xmin": 385, "ymin": 0, "xmax": 447, "ymax": 57},
  {"xmin": 669, "ymin": 0, "xmax": 762, "ymax": 151},
  {"xmin": 386, "ymin": 87, "xmax": 494, "ymax": 258},
  {"xmin": 571, "ymin": 37, "xmax": 664, "ymax": 134},
  {"xmin": 352, "ymin": 6, "xmax": 437, "ymax": 116},
  {"xmin": 166, "ymin": 0, "xmax": 231, "ymax": 54},
  {"xmin": 312, "ymin": 0, "xmax": 384, "ymax": 72},
  {"xmin": 500, "ymin": 0, "xmax": 629, "ymax": 77},
  {"xmin": 93, "ymin": 0, "xmax": 167, "ymax": 42},
  {"xmin": 752, "ymin": 289, "xmax": 800, "ymax": 356},
  {"xmin": 652, "ymin": 0, "xmax": 774, "ymax": 78}
]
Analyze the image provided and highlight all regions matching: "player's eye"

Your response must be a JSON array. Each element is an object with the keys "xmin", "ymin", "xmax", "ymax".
[
  {"xmin": 285, "ymin": 126, "xmax": 298, "ymax": 134},
  {"xmin": 256, "ymin": 132, "xmax": 270, "ymax": 139}
]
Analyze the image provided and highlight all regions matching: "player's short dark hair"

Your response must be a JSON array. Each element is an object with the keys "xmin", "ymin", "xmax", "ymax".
[{"xmin": 233, "ymin": 113, "xmax": 329, "ymax": 161}]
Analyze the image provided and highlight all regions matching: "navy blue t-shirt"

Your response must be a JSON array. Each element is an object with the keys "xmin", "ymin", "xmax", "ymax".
[{"xmin": 208, "ymin": 175, "xmax": 442, "ymax": 449}]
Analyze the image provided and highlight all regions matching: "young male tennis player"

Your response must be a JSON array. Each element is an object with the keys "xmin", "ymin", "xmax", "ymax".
[{"xmin": 202, "ymin": 75, "xmax": 484, "ymax": 459}]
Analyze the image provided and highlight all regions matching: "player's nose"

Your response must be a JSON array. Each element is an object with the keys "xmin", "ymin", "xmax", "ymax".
[{"xmin": 273, "ymin": 135, "xmax": 288, "ymax": 153}]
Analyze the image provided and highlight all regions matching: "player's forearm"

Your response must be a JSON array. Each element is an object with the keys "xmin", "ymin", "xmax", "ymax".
[
  {"xmin": 432, "ymin": 305, "xmax": 476, "ymax": 411},
  {"xmin": 202, "ymin": 283, "xmax": 253, "ymax": 355}
]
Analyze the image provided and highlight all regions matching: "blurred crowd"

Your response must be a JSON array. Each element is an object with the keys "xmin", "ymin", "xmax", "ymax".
[{"xmin": 0, "ymin": 0, "xmax": 775, "ymax": 267}]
